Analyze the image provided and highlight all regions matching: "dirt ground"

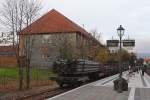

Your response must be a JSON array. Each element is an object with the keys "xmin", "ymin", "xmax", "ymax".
[
  {"xmin": 0, "ymin": 80, "xmax": 56, "ymax": 95},
  {"xmin": 0, "ymin": 83, "xmax": 58, "ymax": 100}
]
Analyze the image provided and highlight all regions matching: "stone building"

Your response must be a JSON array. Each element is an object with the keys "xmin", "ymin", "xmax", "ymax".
[{"xmin": 19, "ymin": 9, "xmax": 102, "ymax": 68}]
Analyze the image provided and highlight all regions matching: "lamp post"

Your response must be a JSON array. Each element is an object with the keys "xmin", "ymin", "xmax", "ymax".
[
  {"xmin": 117, "ymin": 25, "xmax": 125, "ymax": 78},
  {"xmin": 113, "ymin": 25, "xmax": 128, "ymax": 93}
]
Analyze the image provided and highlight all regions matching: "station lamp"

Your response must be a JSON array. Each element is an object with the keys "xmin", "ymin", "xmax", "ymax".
[{"xmin": 117, "ymin": 25, "xmax": 125, "ymax": 38}]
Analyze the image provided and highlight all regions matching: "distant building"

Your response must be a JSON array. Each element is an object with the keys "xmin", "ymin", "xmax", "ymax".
[
  {"xmin": 19, "ymin": 9, "xmax": 102, "ymax": 68},
  {"xmin": 107, "ymin": 39, "xmax": 135, "ymax": 54},
  {"xmin": 144, "ymin": 57, "xmax": 150, "ymax": 65},
  {"xmin": 108, "ymin": 45, "xmax": 135, "ymax": 54}
]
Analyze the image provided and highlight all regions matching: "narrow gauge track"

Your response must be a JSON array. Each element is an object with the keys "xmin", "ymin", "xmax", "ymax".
[
  {"xmin": 0, "ymin": 87, "xmax": 72, "ymax": 100},
  {"xmin": 19, "ymin": 88, "xmax": 71, "ymax": 100},
  {"xmin": 0, "ymin": 80, "xmax": 98, "ymax": 100},
  {"xmin": 19, "ymin": 80, "xmax": 95, "ymax": 100}
]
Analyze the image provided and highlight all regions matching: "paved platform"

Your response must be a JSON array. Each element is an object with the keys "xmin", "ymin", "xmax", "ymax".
[{"xmin": 48, "ymin": 71, "xmax": 150, "ymax": 100}]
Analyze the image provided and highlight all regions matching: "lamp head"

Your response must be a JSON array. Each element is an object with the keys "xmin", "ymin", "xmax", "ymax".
[{"xmin": 117, "ymin": 25, "xmax": 125, "ymax": 37}]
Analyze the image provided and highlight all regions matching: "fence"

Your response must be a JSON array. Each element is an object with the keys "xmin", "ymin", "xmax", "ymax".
[
  {"xmin": 0, "ymin": 56, "xmax": 17, "ymax": 67},
  {"xmin": 0, "ymin": 66, "xmax": 56, "ymax": 95}
]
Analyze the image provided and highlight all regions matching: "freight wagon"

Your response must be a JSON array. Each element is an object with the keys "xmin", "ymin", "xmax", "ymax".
[
  {"xmin": 52, "ymin": 59, "xmax": 102, "ymax": 87},
  {"xmin": 51, "ymin": 59, "xmax": 128, "ymax": 87}
]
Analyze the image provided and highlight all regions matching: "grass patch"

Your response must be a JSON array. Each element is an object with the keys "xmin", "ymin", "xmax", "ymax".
[
  {"xmin": 0, "ymin": 67, "xmax": 56, "ymax": 93},
  {"xmin": 0, "ymin": 67, "xmax": 55, "ymax": 83},
  {"xmin": 0, "ymin": 92, "xmax": 6, "ymax": 96}
]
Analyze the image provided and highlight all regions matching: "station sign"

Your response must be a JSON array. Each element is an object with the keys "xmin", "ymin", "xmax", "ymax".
[
  {"xmin": 123, "ymin": 40, "xmax": 135, "ymax": 47},
  {"xmin": 107, "ymin": 40, "xmax": 119, "ymax": 47}
]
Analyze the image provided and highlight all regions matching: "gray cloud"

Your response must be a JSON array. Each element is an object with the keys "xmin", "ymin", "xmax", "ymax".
[
  {"xmin": 0, "ymin": 0, "xmax": 150, "ymax": 53},
  {"xmin": 42, "ymin": 0, "xmax": 150, "ymax": 53}
]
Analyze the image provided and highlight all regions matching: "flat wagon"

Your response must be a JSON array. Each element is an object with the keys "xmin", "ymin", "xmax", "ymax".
[{"xmin": 52, "ymin": 59, "xmax": 102, "ymax": 87}]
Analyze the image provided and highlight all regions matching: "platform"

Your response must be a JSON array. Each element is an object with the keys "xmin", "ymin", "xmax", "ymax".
[{"xmin": 48, "ymin": 71, "xmax": 150, "ymax": 100}]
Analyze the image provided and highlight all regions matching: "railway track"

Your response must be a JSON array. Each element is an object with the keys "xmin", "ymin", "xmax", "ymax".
[
  {"xmin": 21, "ymin": 80, "xmax": 100, "ymax": 100},
  {"xmin": 18, "ymin": 88, "xmax": 71, "ymax": 100},
  {"xmin": 0, "ymin": 87, "xmax": 72, "ymax": 100},
  {"xmin": 20, "ymin": 82, "xmax": 93, "ymax": 100}
]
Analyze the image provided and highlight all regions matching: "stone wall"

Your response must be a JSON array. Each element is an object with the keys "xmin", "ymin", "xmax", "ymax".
[
  {"xmin": 0, "ymin": 56, "xmax": 17, "ymax": 67},
  {"xmin": 19, "ymin": 33, "xmax": 77, "ymax": 68},
  {"xmin": 19, "ymin": 32, "xmax": 99, "ymax": 68}
]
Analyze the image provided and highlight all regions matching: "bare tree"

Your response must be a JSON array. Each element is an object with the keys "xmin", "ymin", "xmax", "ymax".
[
  {"xmin": 89, "ymin": 29, "xmax": 105, "ymax": 60},
  {"xmin": 0, "ymin": 32, "xmax": 13, "ymax": 45},
  {"xmin": 52, "ymin": 33, "xmax": 77, "ymax": 60},
  {"xmin": 23, "ymin": 0, "xmax": 42, "ymax": 89},
  {"xmin": 53, "ymin": 32, "xmax": 92, "ymax": 60},
  {"xmin": 0, "ymin": 0, "xmax": 24, "ymax": 90},
  {"xmin": 0, "ymin": 0, "xmax": 42, "ymax": 90},
  {"xmin": 90, "ymin": 29, "xmax": 103, "ymax": 43},
  {"xmin": 78, "ymin": 37, "xmax": 89, "ymax": 59}
]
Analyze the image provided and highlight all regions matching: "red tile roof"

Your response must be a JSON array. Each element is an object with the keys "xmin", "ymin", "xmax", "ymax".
[
  {"xmin": 19, "ymin": 9, "xmax": 91, "ymax": 37},
  {"xmin": 144, "ymin": 58, "xmax": 150, "ymax": 62}
]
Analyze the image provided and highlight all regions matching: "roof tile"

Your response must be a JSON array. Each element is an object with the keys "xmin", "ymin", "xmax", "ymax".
[{"xmin": 20, "ymin": 9, "xmax": 90, "ymax": 37}]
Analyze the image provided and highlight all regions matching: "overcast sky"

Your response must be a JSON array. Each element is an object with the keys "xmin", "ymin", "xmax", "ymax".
[{"xmin": 0, "ymin": 0, "xmax": 150, "ymax": 53}]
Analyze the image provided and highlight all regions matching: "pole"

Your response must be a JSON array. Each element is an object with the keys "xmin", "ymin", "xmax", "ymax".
[
  {"xmin": 114, "ymin": 25, "xmax": 128, "ymax": 93},
  {"xmin": 119, "ymin": 33, "xmax": 122, "ymax": 78}
]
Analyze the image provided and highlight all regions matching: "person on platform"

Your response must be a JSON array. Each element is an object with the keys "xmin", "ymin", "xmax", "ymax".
[
  {"xmin": 128, "ymin": 65, "xmax": 132, "ymax": 75},
  {"xmin": 142, "ymin": 62, "xmax": 147, "ymax": 76}
]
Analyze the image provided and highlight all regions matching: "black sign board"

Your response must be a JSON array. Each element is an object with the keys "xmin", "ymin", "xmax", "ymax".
[
  {"xmin": 123, "ymin": 40, "xmax": 135, "ymax": 47},
  {"xmin": 107, "ymin": 40, "xmax": 119, "ymax": 47}
]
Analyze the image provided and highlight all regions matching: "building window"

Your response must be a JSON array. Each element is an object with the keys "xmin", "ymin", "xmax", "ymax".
[
  {"xmin": 76, "ymin": 33, "xmax": 82, "ymax": 48},
  {"xmin": 40, "ymin": 44, "xmax": 49, "ymax": 59},
  {"xmin": 42, "ymin": 35, "xmax": 52, "ymax": 44},
  {"xmin": 41, "ymin": 49, "xmax": 51, "ymax": 59},
  {"xmin": 41, "ymin": 54, "xmax": 45, "ymax": 59},
  {"xmin": 41, "ymin": 54, "xmax": 50, "ymax": 59}
]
